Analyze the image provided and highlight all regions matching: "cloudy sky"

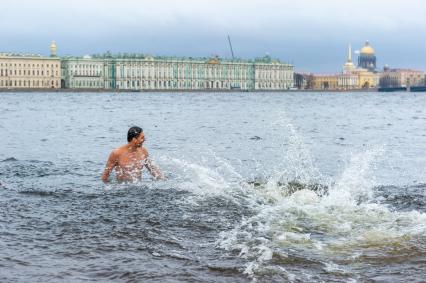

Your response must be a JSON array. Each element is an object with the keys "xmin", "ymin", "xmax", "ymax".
[{"xmin": 1, "ymin": 0, "xmax": 425, "ymax": 72}]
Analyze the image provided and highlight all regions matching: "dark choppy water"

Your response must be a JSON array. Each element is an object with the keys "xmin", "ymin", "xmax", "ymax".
[{"xmin": 0, "ymin": 91, "xmax": 425, "ymax": 282}]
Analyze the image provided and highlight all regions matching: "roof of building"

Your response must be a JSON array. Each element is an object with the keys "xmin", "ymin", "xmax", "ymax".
[
  {"xmin": 313, "ymin": 73, "xmax": 339, "ymax": 77},
  {"xmin": 61, "ymin": 53, "xmax": 292, "ymax": 66},
  {"xmin": 385, "ymin": 68, "xmax": 425, "ymax": 73},
  {"xmin": 0, "ymin": 52, "xmax": 59, "ymax": 60}
]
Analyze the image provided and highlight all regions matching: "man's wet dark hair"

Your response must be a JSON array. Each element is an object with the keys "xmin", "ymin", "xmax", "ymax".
[{"xmin": 127, "ymin": 126, "xmax": 143, "ymax": 142}]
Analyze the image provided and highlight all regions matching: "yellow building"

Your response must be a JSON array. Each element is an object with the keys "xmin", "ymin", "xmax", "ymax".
[
  {"xmin": 312, "ymin": 74, "xmax": 339, "ymax": 90},
  {"xmin": 0, "ymin": 42, "xmax": 60, "ymax": 89},
  {"xmin": 338, "ymin": 74, "xmax": 359, "ymax": 90},
  {"xmin": 356, "ymin": 69, "xmax": 379, "ymax": 88}
]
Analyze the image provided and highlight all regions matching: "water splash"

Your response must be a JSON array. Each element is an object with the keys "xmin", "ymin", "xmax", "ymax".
[
  {"xmin": 215, "ymin": 127, "xmax": 426, "ymax": 281},
  {"xmin": 133, "ymin": 117, "xmax": 426, "ymax": 281},
  {"xmin": 158, "ymin": 153, "xmax": 245, "ymax": 200},
  {"xmin": 328, "ymin": 146, "xmax": 385, "ymax": 206}
]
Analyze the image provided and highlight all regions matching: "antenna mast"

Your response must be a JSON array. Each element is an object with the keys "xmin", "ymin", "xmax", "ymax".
[{"xmin": 227, "ymin": 35, "xmax": 235, "ymax": 59}]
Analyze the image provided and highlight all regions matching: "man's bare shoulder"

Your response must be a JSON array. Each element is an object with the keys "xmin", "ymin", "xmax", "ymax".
[
  {"xmin": 111, "ymin": 144, "xmax": 129, "ymax": 156},
  {"xmin": 141, "ymin": 146, "xmax": 149, "ymax": 155}
]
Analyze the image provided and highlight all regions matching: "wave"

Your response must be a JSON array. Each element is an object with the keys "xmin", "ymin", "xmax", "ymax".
[{"xmin": 1, "ymin": 157, "xmax": 18, "ymax": 162}]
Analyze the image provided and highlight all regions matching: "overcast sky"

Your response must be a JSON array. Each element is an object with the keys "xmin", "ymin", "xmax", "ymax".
[{"xmin": 1, "ymin": 0, "xmax": 425, "ymax": 72}]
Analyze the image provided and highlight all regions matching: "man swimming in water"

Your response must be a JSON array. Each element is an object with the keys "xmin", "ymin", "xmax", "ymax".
[{"xmin": 101, "ymin": 126, "xmax": 164, "ymax": 182}]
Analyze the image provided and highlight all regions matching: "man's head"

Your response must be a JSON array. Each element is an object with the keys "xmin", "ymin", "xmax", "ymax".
[{"xmin": 127, "ymin": 126, "xmax": 144, "ymax": 146}]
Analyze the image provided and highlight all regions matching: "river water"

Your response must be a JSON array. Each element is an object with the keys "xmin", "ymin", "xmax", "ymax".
[{"xmin": 0, "ymin": 91, "xmax": 425, "ymax": 282}]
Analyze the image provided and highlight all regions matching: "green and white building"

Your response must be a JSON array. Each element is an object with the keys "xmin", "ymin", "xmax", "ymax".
[
  {"xmin": 61, "ymin": 55, "xmax": 104, "ymax": 89},
  {"xmin": 61, "ymin": 53, "xmax": 293, "ymax": 91}
]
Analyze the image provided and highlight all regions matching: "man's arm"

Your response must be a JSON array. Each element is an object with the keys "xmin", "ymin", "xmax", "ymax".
[
  {"xmin": 143, "ymin": 149, "xmax": 164, "ymax": 180},
  {"xmin": 101, "ymin": 151, "xmax": 117, "ymax": 183},
  {"xmin": 145, "ymin": 158, "xmax": 164, "ymax": 180}
]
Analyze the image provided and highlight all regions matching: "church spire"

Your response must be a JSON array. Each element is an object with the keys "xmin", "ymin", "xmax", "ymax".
[
  {"xmin": 343, "ymin": 43, "xmax": 355, "ymax": 75},
  {"xmin": 347, "ymin": 44, "xmax": 352, "ymax": 62}
]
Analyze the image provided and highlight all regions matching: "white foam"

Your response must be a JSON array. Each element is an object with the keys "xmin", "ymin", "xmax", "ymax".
[
  {"xmin": 215, "ymin": 130, "xmax": 426, "ymax": 279},
  {"xmin": 154, "ymin": 120, "xmax": 424, "ymax": 280}
]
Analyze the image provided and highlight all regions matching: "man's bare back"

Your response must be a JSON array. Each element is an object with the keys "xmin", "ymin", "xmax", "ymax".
[{"xmin": 102, "ymin": 127, "xmax": 163, "ymax": 182}]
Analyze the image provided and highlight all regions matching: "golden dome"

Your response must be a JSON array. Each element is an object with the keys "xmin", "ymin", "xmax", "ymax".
[{"xmin": 360, "ymin": 41, "xmax": 375, "ymax": 55}]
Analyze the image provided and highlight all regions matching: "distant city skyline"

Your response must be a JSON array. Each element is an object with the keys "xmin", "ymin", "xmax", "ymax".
[{"xmin": 1, "ymin": 0, "xmax": 426, "ymax": 72}]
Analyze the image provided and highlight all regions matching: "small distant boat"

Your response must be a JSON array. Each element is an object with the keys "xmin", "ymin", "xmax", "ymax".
[
  {"xmin": 410, "ymin": 86, "xmax": 426, "ymax": 92},
  {"xmin": 378, "ymin": 87, "xmax": 407, "ymax": 92}
]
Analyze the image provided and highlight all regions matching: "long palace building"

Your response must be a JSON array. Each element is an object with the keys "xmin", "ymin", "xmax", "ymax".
[
  {"xmin": 61, "ymin": 53, "xmax": 294, "ymax": 91},
  {"xmin": 0, "ymin": 42, "xmax": 61, "ymax": 89}
]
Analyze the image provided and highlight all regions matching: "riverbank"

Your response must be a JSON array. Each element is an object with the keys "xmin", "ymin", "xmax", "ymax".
[{"xmin": 0, "ymin": 88, "xmax": 380, "ymax": 93}]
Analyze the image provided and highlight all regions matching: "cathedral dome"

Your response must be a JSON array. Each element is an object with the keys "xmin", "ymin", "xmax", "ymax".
[{"xmin": 360, "ymin": 41, "xmax": 375, "ymax": 55}]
